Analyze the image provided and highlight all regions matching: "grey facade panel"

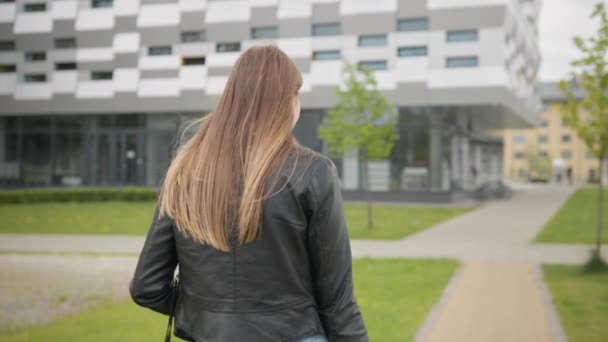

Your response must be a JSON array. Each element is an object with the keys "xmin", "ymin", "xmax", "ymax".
[
  {"xmin": 312, "ymin": 3, "xmax": 340, "ymax": 23},
  {"xmin": 180, "ymin": 11, "xmax": 206, "ymax": 31},
  {"xmin": 397, "ymin": 0, "xmax": 428, "ymax": 17},
  {"xmin": 50, "ymin": 49, "xmax": 77, "ymax": 61},
  {"xmin": 251, "ymin": 7, "xmax": 277, "ymax": 27},
  {"xmin": 206, "ymin": 22, "xmax": 249, "ymax": 42},
  {"xmin": 140, "ymin": 68, "xmax": 179, "ymax": 78},
  {"xmin": 278, "ymin": 18, "xmax": 310, "ymax": 38},
  {"xmin": 52, "ymin": 21, "xmax": 77, "ymax": 38},
  {"xmin": 114, "ymin": 53, "xmax": 138, "ymax": 68},
  {"xmin": 134, "ymin": 96, "xmax": 181, "ymax": 113},
  {"xmin": 342, "ymin": 14, "xmax": 395, "ymax": 35},
  {"xmin": 139, "ymin": 27, "xmax": 179, "ymax": 46},
  {"xmin": 429, "ymin": 5, "xmax": 506, "ymax": 30},
  {"xmin": 76, "ymin": 31, "xmax": 113, "ymax": 48},
  {"xmin": 17, "ymin": 61, "xmax": 51, "ymax": 73},
  {"xmin": 115, "ymin": 16, "xmax": 137, "ymax": 32},
  {"xmin": 0, "ymin": 24, "xmax": 13, "ymax": 40},
  {"xmin": 0, "ymin": 51, "xmax": 18, "ymax": 64},
  {"xmin": 292, "ymin": 57, "xmax": 310, "ymax": 73},
  {"xmin": 76, "ymin": 61, "xmax": 115, "ymax": 71},
  {"xmin": 15, "ymin": 34, "xmax": 53, "ymax": 50},
  {"xmin": 207, "ymin": 66, "xmax": 232, "ymax": 77},
  {"xmin": 179, "ymin": 90, "xmax": 213, "ymax": 112},
  {"xmin": 395, "ymin": 83, "xmax": 430, "ymax": 106},
  {"xmin": 0, "ymin": 97, "xmax": 52, "ymax": 114}
]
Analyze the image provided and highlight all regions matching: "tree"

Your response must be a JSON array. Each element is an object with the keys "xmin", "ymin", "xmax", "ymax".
[
  {"xmin": 319, "ymin": 63, "xmax": 398, "ymax": 230},
  {"xmin": 558, "ymin": 2, "xmax": 608, "ymax": 258},
  {"xmin": 525, "ymin": 147, "xmax": 551, "ymax": 182}
]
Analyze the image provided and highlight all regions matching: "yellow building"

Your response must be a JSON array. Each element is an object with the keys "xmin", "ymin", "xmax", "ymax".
[{"xmin": 502, "ymin": 83, "xmax": 604, "ymax": 184}]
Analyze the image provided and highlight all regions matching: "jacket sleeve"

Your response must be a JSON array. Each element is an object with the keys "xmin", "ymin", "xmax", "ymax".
[
  {"xmin": 307, "ymin": 158, "xmax": 369, "ymax": 341},
  {"xmin": 129, "ymin": 204, "xmax": 178, "ymax": 315}
]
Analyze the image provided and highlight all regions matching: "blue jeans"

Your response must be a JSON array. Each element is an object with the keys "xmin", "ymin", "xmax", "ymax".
[{"xmin": 298, "ymin": 336, "xmax": 328, "ymax": 342}]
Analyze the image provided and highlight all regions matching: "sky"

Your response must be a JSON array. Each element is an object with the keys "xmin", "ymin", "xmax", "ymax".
[{"xmin": 538, "ymin": 0, "xmax": 601, "ymax": 82}]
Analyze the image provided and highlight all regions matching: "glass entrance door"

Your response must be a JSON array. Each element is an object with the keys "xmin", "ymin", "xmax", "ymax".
[{"xmin": 93, "ymin": 131, "xmax": 144, "ymax": 185}]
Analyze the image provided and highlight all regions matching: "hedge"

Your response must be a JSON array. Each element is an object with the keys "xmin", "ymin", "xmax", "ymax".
[{"xmin": 0, "ymin": 187, "xmax": 158, "ymax": 204}]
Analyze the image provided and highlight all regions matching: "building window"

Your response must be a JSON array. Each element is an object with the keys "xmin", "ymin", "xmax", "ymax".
[
  {"xmin": 514, "ymin": 152, "xmax": 525, "ymax": 159},
  {"xmin": 91, "ymin": 71, "xmax": 113, "ymax": 80},
  {"xmin": 0, "ymin": 64, "xmax": 16, "ymax": 73},
  {"xmin": 55, "ymin": 38, "xmax": 76, "ymax": 49},
  {"xmin": 512, "ymin": 135, "xmax": 526, "ymax": 144},
  {"xmin": 0, "ymin": 40, "xmax": 15, "ymax": 51},
  {"xmin": 561, "ymin": 118, "xmax": 570, "ymax": 127},
  {"xmin": 181, "ymin": 31, "xmax": 205, "ymax": 43},
  {"xmin": 561, "ymin": 134, "xmax": 571, "ymax": 143},
  {"xmin": 447, "ymin": 30, "xmax": 479, "ymax": 42},
  {"xmin": 540, "ymin": 119, "xmax": 548, "ymax": 127},
  {"xmin": 24, "ymin": 3, "xmax": 46, "ymax": 12},
  {"xmin": 397, "ymin": 17, "xmax": 428, "ymax": 32},
  {"xmin": 91, "ymin": 0, "xmax": 113, "ymax": 8},
  {"xmin": 359, "ymin": 35, "xmax": 387, "ymax": 47},
  {"xmin": 398, "ymin": 46, "xmax": 427, "ymax": 57},
  {"xmin": 586, "ymin": 151, "xmax": 595, "ymax": 159},
  {"xmin": 446, "ymin": 56, "xmax": 478, "ymax": 68},
  {"xmin": 55, "ymin": 62, "xmax": 77, "ymax": 71},
  {"xmin": 251, "ymin": 27, "xmax": 278, "ymax": 39},
  {"xmin": 539, "ymin": 151, "xmax": 548, "ymax": 158},
  {"xmin": 148, "ymin": 46, "xmax": 172, "ymax": 56},
  {"xmin": 561, "ymin": 150, "xmax": 572, "ymax": 159},
  {"xmin": 312, "ymin": 50, "xmax": 341, "ymax": 61},
  {"xmin": 358, "ymin": 60, "xmax": 387, "ymax": 71},
  {"xmin": 24, "ymin": 74, "xmax": 46, "ymax": 83},
  {"xmin": 216, "ymin": 42, "xmax": 240, "ymax": 53},
  {"xmin": 25, "ymin": 51, "xmax": 46, "ymax": 62},
  {"xmin": 182, "ymin": 57, "xmax": 206, "ymax": 66},
  {"xmin": 537, "ymin": 135, "xmax": 548, "ymax": 144},
  {"xmin": 312, "ymin": 23, "xmax": 340, "ymax": 36}
]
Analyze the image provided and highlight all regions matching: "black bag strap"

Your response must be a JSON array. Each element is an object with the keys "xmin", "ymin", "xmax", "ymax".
[{"xmin": 165, "ymin": 274, "xmax": 180, "ymax": 342}]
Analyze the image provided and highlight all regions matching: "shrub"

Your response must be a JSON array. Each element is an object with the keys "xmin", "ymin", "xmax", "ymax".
[{"xmin": 0, "ymin": 187, "xmax": 158, "ymax": 204}]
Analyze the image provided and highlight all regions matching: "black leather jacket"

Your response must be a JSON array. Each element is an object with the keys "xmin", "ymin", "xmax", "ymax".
[{"xmin": 129, "ymin": 151, "xmax": 369, "ymax": 342}]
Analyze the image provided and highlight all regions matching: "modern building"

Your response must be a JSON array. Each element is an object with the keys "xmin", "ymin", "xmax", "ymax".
[
  {"xmin": 0, "ymin": 0, "xmax": 541, "ymax": 200},
  {"xmin": 502, "ymin": 82, "xmax": 608, "ymax": 184}
]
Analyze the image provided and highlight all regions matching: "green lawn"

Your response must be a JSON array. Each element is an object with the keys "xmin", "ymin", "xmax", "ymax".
[
  {"xmin": 544, "ymin": 265, "xmax": 608, "ymax": 342},
  {"xmin": 0, "ymin": 201, "xmax": 471, "ymax": 240},
  {"xmin": 0, "ymin": 259, "xmax": 459, "ymax": 342},
  {"xmin": 535, "ymin": 188, "xmax": 608, "ymax": 244}
]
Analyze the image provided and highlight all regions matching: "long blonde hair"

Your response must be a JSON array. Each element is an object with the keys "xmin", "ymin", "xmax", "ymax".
[{"xmin": 158, "ymin": 45, "xmax": 306, "ymax": 252}]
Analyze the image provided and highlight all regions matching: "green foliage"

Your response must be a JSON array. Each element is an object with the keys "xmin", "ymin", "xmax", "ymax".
[
  {"xmin": 0, "ymin": 259, "xmax": 459, "ymax": 342},
  {"xmin": 525, "ymin": 147, "xmax": 552, "ymax": 181},
  {"xmin": 557, "ymin": 2, "xmax": 608, "ymax": 162},
  {"xmin": 319, "ymin": 63, "xmax": 398, "ymax": 161},
  {"xmin": 544, "ymin": 264, "xmax": 608, "ymax": 342},
  {"xmin": 0, "ymin": 187, "xmax": 157, "ymax": 204}
]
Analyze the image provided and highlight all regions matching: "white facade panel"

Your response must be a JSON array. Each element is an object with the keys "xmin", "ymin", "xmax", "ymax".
[
  {"xmin": 206, "ymin": 1, "xmax": 250, "ymax": 23},
  {"xmin": 75, "ymin": 9, "xmax": 114, "ymax": 31},
  {"xmin": 115, "ymin": 0, "xmax": 141, "ymax": 16},
  {"xmin": 310, "ymin": 61, "xmax": 341, "ymax": 86},
  {"xmin": 138, "ymin": 78, "xmax": 180, "ymax": 97},
  {"xmin": 179, "ymin": 0, "xmax": 208, "ymax": 12},
  {"xmin": 139, "ymin": 56, "xmax": 181, "ymax": 70},
  {"xmin": 138, "ymin": 4, "xmax": 180, "ymax": 27},
  {"xmin": 278, "ymin": 38, "xmax": 312, "ymax": 58},
  {"xmin": 277, "ymin": 0, "xmax": 312, "ymax": 19},
  {"xmin": 0, "ymin": 3, "xmax": 16, "ymax": 23},
  {"xmin": 428, "ymin": 67, "xmax": 509, "ymax": 88},
  {"xmin": 174, "ymin": 43, "xmax": 214, "ymax": 57},
  {"xmin": 113, "ymin": 33, "xmax": 140, "ymax": 54},
  {"xmin": 340, "ymin": 0, "xmax": 396, "ymax": 15},
  {"xmin": 206, "ymin": 76, "xmax": 229, "ymax": 95},
  {"xmin": 77, "ymin": 48, "xmax": 114, "ymax": 62},
  {"xmin": 14, "ymin": 13, "xmax": 53, "ymax": 33},
  {"xmin": 52, "ymin": 71, "xmax": 78, "ymax": 93},
  {"xmin": 15, "ymin": 83, "xmax": 53, "ymax": 100},
  {"xmin": 52, "ymin": 1, "xmax": 78, "ymax": 20},
  {"xmin": 179, "ymin": 66, "xmax": 207, "ymax": 90},
  {"xmin": 396, "ymin": 58, "xmax": 429, "ymax": 82},
  {"xmin": 0, "ymin": 74, "xmax": 16, "ymax": 95},
  {"xmin": 113, "ymin": 69, "xmax": 139, "ymax": 92},
  {"xmin": 206, "ymin": 53, "xmax": 240, "ymax": 68},
  {"xmin": 428, "ymin": 0, "xmax": 508, "ymax": 9},
  {"xmin": 76, "ymin": 81, "xmax": 114, "ymax": 98}
]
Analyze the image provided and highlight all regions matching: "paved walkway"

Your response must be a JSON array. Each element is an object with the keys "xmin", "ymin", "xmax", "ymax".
[{"xmin": 1, "ymin": 185, "xmax": 605, "ymax": 341}]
